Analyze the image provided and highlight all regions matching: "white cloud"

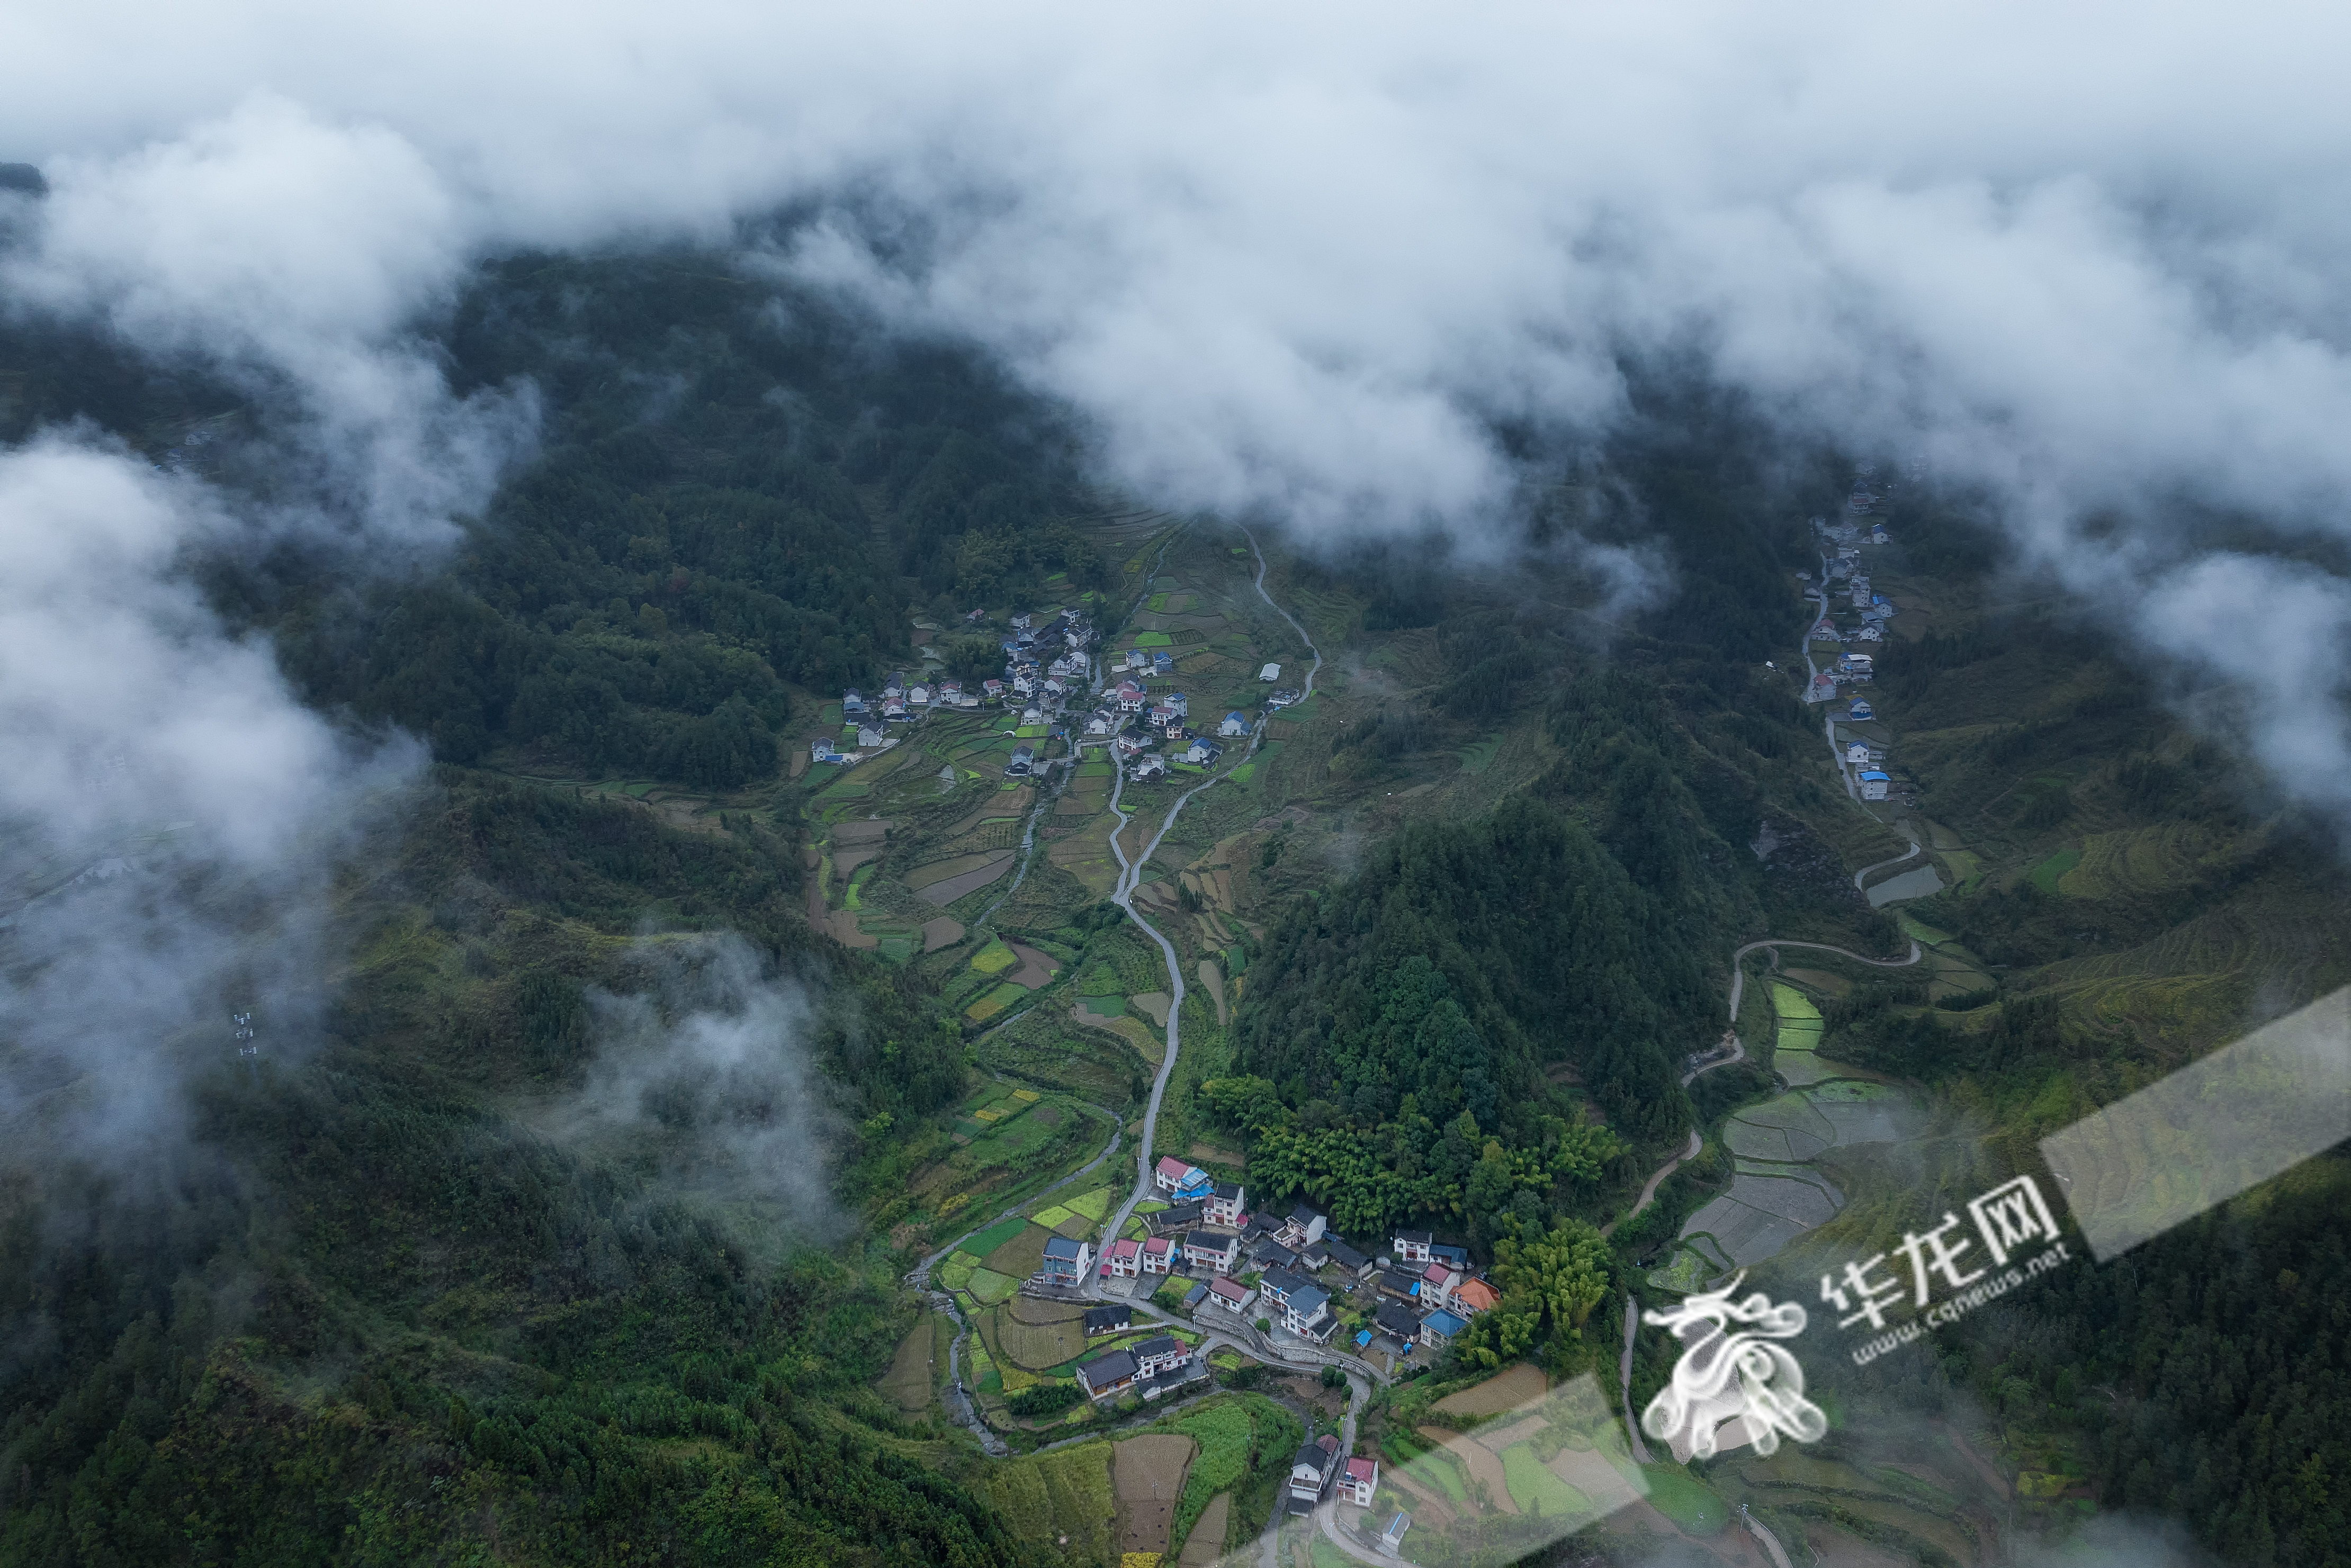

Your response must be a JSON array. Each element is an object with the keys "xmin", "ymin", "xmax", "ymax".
[
  {"xmin": 0, "ymin": 438, "xmax": 424, "ymax": 1164},
  {"xmin": 2, "ymin": 1, "xmax": 2350, "ymax": 817},
  {"xmin": 540, "ymin": 935, "xmax": 842, "ymax": 1237}
]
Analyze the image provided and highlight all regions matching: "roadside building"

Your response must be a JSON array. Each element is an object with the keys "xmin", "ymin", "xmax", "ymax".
[
  {"xmin": 1153, "ymin": 1156, "xmax": 1198, "ymax": 1193},
  {"xmin": 1140, "ymin": 1236, "xmax": 1175, "ymax": 1274},
  {"xmin": 1100, "ymin": 1238, "xmax": 1141, "ymax": 1278},
  {"xmin": 1206, "ymin": 1276, "xmax": 1256, "ymax": 1314},
  {"xmin": 1287, "ymin": 1436, "xmax": 1341, "ymax": 1511},
  {"xmin": 1038, "ymin": 1237, "xmax": 1092, "ymax": 1287},
  {"xmin": 1084, "ymin": 1304, "xmax": 1132, "ymax": 1337},
  {"xmin": 1859, "ymin": 769, "xmax": 1891, "ymax": 801},
  {"xmin": 1340, "ymin": 1457, "xmax": 1380, "ymax": 1507},
  {"xmin": 1182, "ymin": 1225, "xmax": 1241, "ymax": 1274},
  {"xmin": 1380, "ymin": 1512, "xmax": 1411, "ymax": 1555}
]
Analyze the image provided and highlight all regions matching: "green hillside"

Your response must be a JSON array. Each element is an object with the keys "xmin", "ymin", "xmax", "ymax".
[{"xmin": 5, "ymin": 251, "xmax": 2349, "ymax": 1568}]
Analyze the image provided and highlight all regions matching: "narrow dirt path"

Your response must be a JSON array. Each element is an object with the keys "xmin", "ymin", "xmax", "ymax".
[
  {"xmin": 1619, "ymin": 1295, "xmax": 1653, "ymax": 1464},
  {"xmin": 1602, "ymin": 1129, "xmax": 1702, "ymax": 1240}
]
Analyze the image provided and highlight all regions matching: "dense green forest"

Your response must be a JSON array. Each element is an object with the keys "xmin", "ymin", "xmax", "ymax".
[
  {"xmin": 0, "ymin": 768, "xmax": 1007, "ymax": 1565},
  {"xmin": 86, "ymin": 251, "xmax": 1113, "ymax": 784},
  {"xmin": 1211, "ymin": 798, "xmax": 1693, "ymax": 1245}
]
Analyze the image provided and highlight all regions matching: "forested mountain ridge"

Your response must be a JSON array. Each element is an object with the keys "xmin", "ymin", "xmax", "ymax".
[
  {"xmin": 213, "ymin": 251, "xmax": 1115, "ymax": 781},
  {"xmin": 6, "ymin": 229, "xmax": 2348, "ymax": 1568},
  {"xmin": 0, "ymin": 768, "xmax": 1006, "ymax": 1565}
]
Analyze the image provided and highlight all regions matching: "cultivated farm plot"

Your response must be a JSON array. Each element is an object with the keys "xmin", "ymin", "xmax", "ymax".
[
  {"xmin": 1735, "ymin": 1093, "xmax": 1837, "ymax": 1147},
  {"xmin": 982, "ymin": 1222, "xmax": 1054, "ymax": 1280},
  {"xmin": 1770, "ymin": 983, "xmax": 1822, "ymax": 1025},
  {"xmin": 966, "ymin": 1267, "xmax": 1022, "ymax": 1305},
  {"xmin": 1174, "ymin": 1493, "xmax": 1229, "ymax": 1566},
  {"xmin": 998, "ymin": 1310, "xmax": 1087, "ymax": 1370},
  {"xmin": 1004, "ymin": 943, "xmax": 1061, "ymax": 989},
  {"xmin": 966, "ymin": 982, "xmax": 1028, "ymax": 1021},
  {"xmin": 1501, "ymin": 1444, "xmax": 1590, "ymax": 1518},
  {"xmin": 984, "ymin": 1447, "xmax": 1117, "ymax": 1567},
  {"xmin": 1425, "ymin": 1425, "xmax": 1516, "ymax": 1514},
  {"xmin": 918, "ymin": 853, "xmax": 1017, "ymax": 906},
  {"xmin": 1814, "ymin": 1097, "xmax": 1917, "ymax": 1145},
  {"xmin": 1114, "ymin": 1434, "xmax": 1197, "ymax": 1555},
  {"xmin": 877, "ymin": 1314, "xmax": 941, "ymax": 1413},
  {"xmin": 1780, "ymin": 966, "xmax": 1851, "ymax": 997},
  {"xmin": 1073, "ymin": 1006, "xmax": 1164, "ymax": 1065},
  {"xmin": 1646, "ymin": 1246, "xmax": 1716, "ymax": 1294},
  {"xmin": 1681, "ymin": 1194, "xmax": 1814, "ymax": 1267},
  {"xmin": 1771, "ymin": 1051, "xmax": 1841, "ymax": 1087},
  {"xmin": 964, "ymin": 1214, "xmax": 1034, "ymax": 1257},
  {"xmin": 1720, "ymin": 1172, "xmax": 1843, "ymax": 1228},
  {"xmin": 1009, "ymin": 1293, "xmax": 1085, "ymax": 1327},
  {"xmin": 1723, "ymin": 1119, "xmax": 1825, "ymax": 1163},
  {"xmin": 1432, "ymin": 1363, "xmax": 1548, "ymax": 1418}
]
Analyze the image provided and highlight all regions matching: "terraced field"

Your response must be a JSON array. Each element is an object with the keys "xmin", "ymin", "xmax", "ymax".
[{"xmin": 1658, "ymin": 980, "xmax": 1921, "ymax": 1288}]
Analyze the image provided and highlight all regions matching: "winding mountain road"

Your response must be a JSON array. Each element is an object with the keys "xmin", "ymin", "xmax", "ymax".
[
  {"xmin": 1093, "ymin": 523, "xmax": 1324, "ymax": 1277},
  {"xmin": 1852, "ymin": 837, "xmax": 1923, "ymax": 893}
]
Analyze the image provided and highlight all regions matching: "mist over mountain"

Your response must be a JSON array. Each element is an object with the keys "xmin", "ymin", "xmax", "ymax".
[
  {"xmin": 6, "ymin": 3, "xmax": 2351, "ymax": 830},
  {"xmin": 3, "ymin": 8, "xmax": 2350, "ymax": 1565}
]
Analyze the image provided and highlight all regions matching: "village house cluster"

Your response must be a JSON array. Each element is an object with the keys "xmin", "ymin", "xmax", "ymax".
[
  {"xmin": 1035, "ymin": 1156, "xmax": 1506, "ymax": 1429},
  {"xmin": 1802, "ymin": 497, "xmax": 1901, "ymax": 801},
  {"xmin": 811, "ymin": 606, "xmax": 1096, "ymax": 771},
  {"xmin": 1090, "ymin": 657, "xmax": 1244, "ymax": 782}
]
